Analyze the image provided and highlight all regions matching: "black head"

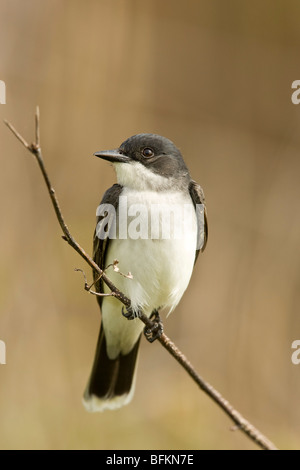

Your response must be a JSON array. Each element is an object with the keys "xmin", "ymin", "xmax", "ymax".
[{"xmin": 94, "ymin": 133, "xmax": 190, "ymax": 181}]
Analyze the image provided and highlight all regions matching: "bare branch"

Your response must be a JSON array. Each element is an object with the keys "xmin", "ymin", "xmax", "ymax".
[
  {"xmin": 157, "ymin": 334, "xmax": 277, "ymax": 450},
  {"xmin": 75, "ymin": 268, "xmax": 113, "ymax": 298},
  {"xmin": 4, "ymin": 109, "xmax": 278, "ymax": 451},
  {"xmin": 35, "ymin": 105, "xmax": 40, "ymax": 147},
  {"xmin": 4, "ymin": 119, "xmax": 31, "ymax": 149},
  {"xmin": 108, "ymin": 259, "xmax": 133, "ymax": 279},
  {"xmin": 5, "ymin": 112, "xmax": 130, "ymax": 308}
]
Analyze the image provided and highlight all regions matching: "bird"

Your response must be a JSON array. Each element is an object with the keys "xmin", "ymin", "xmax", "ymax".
[{"xmin": 83, "ymin": 133, "xmax": 208, "ymax": 412}]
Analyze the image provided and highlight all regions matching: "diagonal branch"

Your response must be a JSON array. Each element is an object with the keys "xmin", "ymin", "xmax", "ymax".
[
  {"xmin": 4, "ymin": 108, "xmax": 278, "ymax": 450},
  {"xmin": 4, "ymin": 111, "xmax": 129, "ymax": 307}
]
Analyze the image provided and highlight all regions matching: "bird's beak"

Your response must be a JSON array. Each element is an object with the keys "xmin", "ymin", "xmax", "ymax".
[{"xmin": 93, "ymin": 149, "xmax": 130, "ymax": 163}]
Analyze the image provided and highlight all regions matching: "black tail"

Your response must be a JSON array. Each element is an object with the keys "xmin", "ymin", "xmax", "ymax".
[{"xmin": 83, "ymin": 322, "xmax": 141, "ymax": 412}]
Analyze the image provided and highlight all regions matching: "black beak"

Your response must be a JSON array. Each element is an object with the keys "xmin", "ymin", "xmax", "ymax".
[{"xmin": 93, "ymin": 149, "xmax": 130, "ymax": 163}]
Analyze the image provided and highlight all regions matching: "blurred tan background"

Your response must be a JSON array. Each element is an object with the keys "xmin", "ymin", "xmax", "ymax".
[{"xmin": 0, "ymin": 0, "xmax": 300, "ymax": 450}]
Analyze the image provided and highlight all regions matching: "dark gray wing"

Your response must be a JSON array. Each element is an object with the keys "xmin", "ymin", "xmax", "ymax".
[
  {"xmin": 189, "ymin": 180, "xmax": 208, "ymax": 262},
  {"xmin": 93, "ymin": 184, "xmax": 123, "ymax": 306}
]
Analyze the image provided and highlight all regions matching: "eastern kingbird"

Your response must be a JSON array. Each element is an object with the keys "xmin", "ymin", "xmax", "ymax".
[{"xmin": 83, "ymin": 133, "xmax": 208, "ymax": 412}]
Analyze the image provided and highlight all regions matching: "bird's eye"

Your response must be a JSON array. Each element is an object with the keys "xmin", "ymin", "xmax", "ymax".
[{"xmin": 142, "ymin": 147, "xmax": 154, "ymax": 158}]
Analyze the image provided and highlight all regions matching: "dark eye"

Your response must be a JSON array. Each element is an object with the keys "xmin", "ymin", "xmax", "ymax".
[{"xmin": 142, "ymin": 147, "xmax": 154, "ymax": 158}]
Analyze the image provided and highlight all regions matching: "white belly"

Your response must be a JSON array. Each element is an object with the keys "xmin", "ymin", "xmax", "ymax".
[{"xmin": 101, "ymin": 188, "xmax": 197, "ymax": 358}]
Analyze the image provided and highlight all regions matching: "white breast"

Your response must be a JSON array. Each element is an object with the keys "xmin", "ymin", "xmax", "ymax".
[{"xmin": 101, "ymin": 186, "xmax": 197, "ymax": 358}]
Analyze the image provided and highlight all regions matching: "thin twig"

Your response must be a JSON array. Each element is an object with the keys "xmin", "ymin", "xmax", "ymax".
[
  {"xmin": 75, "ymin": 268, "xmax": 113, "ymax": 298},
  {"xmin": 4, "ymin": 108, "xmax": 278, "ymax": 450},
  {"xmin": 109, "ymin": 259, "xmax": 133, "ymax": 279},
  {"xmin": 4, "ymin": 110, "xmax": 129, "ymax": 307},
  {"xmin": 4, "ymin": 119, "xmax": 31, "ymax": 149},
  {"xmin": 35, "ymin": 105, "xmax": 40, "ymax": 147},
  {"xmin": 156, "ymin": 334, "xmax": 277, "ymax": 450}
]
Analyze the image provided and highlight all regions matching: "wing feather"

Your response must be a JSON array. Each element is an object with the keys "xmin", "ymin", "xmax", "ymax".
[
  {"xmin": 188, "ymin": 180, "xmax": 208, "ymax": 262},
  {"xmin": 93, "ymin": 184, "xmax": 123, "ymax": 305}
]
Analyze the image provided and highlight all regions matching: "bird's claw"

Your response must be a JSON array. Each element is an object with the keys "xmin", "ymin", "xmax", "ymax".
[
  {"xmin": 122, "ymin": 306, "xmax": 139, "ymax": 320},
  {"xmin": 144, "ymin": 310, "xmax": 164, "ymax": 343}
]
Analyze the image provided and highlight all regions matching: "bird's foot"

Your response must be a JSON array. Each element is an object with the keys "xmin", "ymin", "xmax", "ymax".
[
  {"xmin": 144, "ymin": 310, "xmax": 164, "ymax": 343},
  {"xmin": 122, "ymin": 306, "xmax": 140, "ymax": 320}
]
